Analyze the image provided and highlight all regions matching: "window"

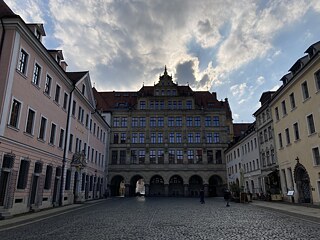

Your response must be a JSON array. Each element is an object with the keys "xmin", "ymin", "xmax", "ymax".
[
  {"xmin": 315, "ymin": 70, "xmax": 320, "ymax": 91},
  {"xmin": 157, "ymin": 150, "xmax": 164, "ymax": 164},
  {"xmin": 131, "ymin": 150, "xmax": 137, "ymax": 164},
  {"xmin": 49, "ymin": 123, "xmax": 57, "ymax": 145},
  {"xmin": 17, "ymin": 159, "xmax": 30, "ymax": 189},
  {"xmin": 312, "ymin": 147, "xmax": 320, "ymax": 165},
  {"xmin": 25, "ymin": 108, "xmax": 36, "ymax": 134},
  {"xmin": 139, "ymin": 133, "xmax": 145, "ymax": 143},
  {"xmin": 214, "ymin": 133, "xmax": 220, "ymax": 143},
  {"xmin": 32, "ymin": 63, "xmax": 41, "ymax": 86},
  {"xmin": 139, "ymin": 150, "xmax": 145, "ymax": 164},
  {"xmin": 111, "ymin": 151, "xmax": 118, "ymax": 164},
  {"xmin": 168, "ymin": 117, "xmax": 174, "ymax": 127},
  {"xmin": 121, "ymin": 117, "xmax": 127, "ymax": 127},
  {"xmin": 307, "ymin": 114, "xmax": 316, "ymax": 134},
  {"xmin": 176, "ymin": 117, "xmax": 182, "ymax": 127},
  {"xmin": 205, "ymin": 116, "xmax": 211, "ymax": 127},
  {"xmin": 120, "ymin": 133, "xmax": 126, "ymax": 144},
  {"xmin": 186, "ymin": 100, "xmax": 192, "ymax": 109},
  {"xmin": 39, "ymin": 116, "xmax": 47, "ymax": 140},
  {"xmin": 120, "ymin": 150, "xmax": 126, "ymax": 164},
  {"xmin": 63, "ymin": 93, "xmax": 68, "ymax": 110},
  {"xmin": 289, "ymin": 93, "xmax": 296, "ymax": 109},
  {"xmin": 139, "ymin": 117, "xmax": 146, "ymax": 127},
  {"xmin": 285, "ymin": 128, "xmax": 290, "ymax": 145},
  {"xmin": 131, "ymin": 117, "xmax": 138, "ymax": 127},
  {"xmin": 150, "ymin": 150, "xmax": 156, "ymax": 164},
  {"xmin": 188, "ymin": 133, "xmax": 194, "ymax": 143},
  {"xmin": 194, "ymin": 116, "xmax": 201, "ymax": 127},
  {"xmin": 44, "ymin": 75, "xmax": 52, "ymax": 95},
  {"xmin": 293, "ymin": 123, "xmax": 300, "ymax": 141},
  {"xmin": 59, "ymin": 128, "xmax": 65, "ymax": 148},
  {"xmin": 206, "ymin": 133, "xmax": 212, "ymax": 143},
  {"xmin": 176, "ymin": 133, "xmax": 182, "ymax": 143},
  {"xmin": 169, "ymin": 133, "xmax": 175, "ymax": 143},
  {"xmin": 195, "ymin": 133, "xmax": 201, "ymax": 143},
  {"xmin": 132, "ymin": 133, "xmax": 138, "ymax": 143},
  {"xmin": 169, "ymin": 150, "xmax": 175, "ymax": 164},
  {"xmin": 69, "ymin": 134, "xmax": 73, "ymax": 152},
  {"xmin": 150, "ymin": 117, "xmax": 156, "ymax": 127},
  {"xmin": 275, "ymin": 107, "xmax": 279, "ymax": 121},
  {"xmin": 158, "ymin": 133, "xmax": 163, "ymax": 143},
  {"xmin": 196, "ymin": 149, "xmax": 202, "ymax": 163},
  {"xmin": 158, "ymin": 117, "xmax": 164, "ymax": 127},
  {"xmin": 301, "ymin": 81, "xmax": 310, "ymax": 100},
  {"xmin": 9, "ymin": 99, "xmax": 22, "ymax": 128},
  {"xmin": 140, "ymin": 101, "xmax": 146, "ymax": 110},
  {"xmin": 177, "ymin": 150, "xmax": 183, "ymax": 164},
  {"xmin": 268, "ymin": 126, "xmax": 273, "ymax": 139},
  {"xmin": 186, "ymin": 117, "xmax": 193, "ymax": 127},
  {"xmin": 281, "ymin": 100, "xmax": 287, "ymax": 116},
  {"xmin": 17, "ymin": 49, "xmax": 28, "ymax": 74},
  {"xmin": 113, "ymin": 117, "xmax": 120, "ymax": 127},
  {"xmin": 278, "ymin": 133, "xmax": 283, "ymax": 148},
  {"xmin": 113, "ymin": 133, "xmax": 119, "ymax": 144},
  {"xmin": 82, "ymin": 84, "xmax": 86, "ymax": 95},
  {"xmin": 188, "ymin": 150, "xmax": 194, "ymax": 164},
  {"xmin": 213, "ymin": 116, "xmax": 220, "ymax": 126},
  {"xmin": 72, "ymin": 100, "xmax": 76, "ymax": 116},
  {"xmin": 65, "ymin": 170, "xmax": 71, "ymax": 190},
  {"xmin": 151, "ymin": 132, "xmax": 156, "ymax": 144},
  {"xmin": 207, "ymin": 150, "xmax": 213, "ymax": 164},
  {"xmin": 54, "ymin": 85, "xmax": 61, "ymax": 103},
  {"xmin": 44, "ymin": 165, "xmax": 53, "ymax": 189}
]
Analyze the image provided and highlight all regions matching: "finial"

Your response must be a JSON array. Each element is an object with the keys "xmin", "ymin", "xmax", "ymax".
[{"xmin": 164, "ymin": 65, "xmax": 167, "ymax": 75}]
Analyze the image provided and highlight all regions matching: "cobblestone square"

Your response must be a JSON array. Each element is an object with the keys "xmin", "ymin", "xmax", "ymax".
[{"xmin": 0, "ymin": 197, "xmax": 319, "ymax": 240}]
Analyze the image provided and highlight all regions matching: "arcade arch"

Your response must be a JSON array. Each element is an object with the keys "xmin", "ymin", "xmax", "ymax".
[
  {"xmin": 189, "ymin": 175, "xmax": 203, "ymax": 197},
  {"xmin": 169, "ymin": 175, "xmax": 184, "ymax": 196},
  {"xmin": 208, "ymin": 175, "xmax": 224, "ymax": 197},
  {"xmin": 149, "ymin": 175, "xmax": 165, "ymax": 196},
  {"xmin": 110, "ymin": 175, "xmax": 125, "ymax": 196}
]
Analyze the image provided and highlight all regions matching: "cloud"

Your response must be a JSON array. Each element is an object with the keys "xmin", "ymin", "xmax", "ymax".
[
  {"xmin": 230, "ymin": 83, "xmax": 247, "ymax": 97},
  {"xmin": 256, "ymin": 76, "xmax": 265, "ymax": 85}
]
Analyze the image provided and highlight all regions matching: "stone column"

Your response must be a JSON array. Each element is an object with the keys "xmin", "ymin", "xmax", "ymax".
[
  {"xmin": 184, "ymin": 184, "xmax": 189, "ymax": 197},
  {"xmin": 144, "ymin": 184, "xmax": 150, "ymax": 196},
  {"xmin": 125, "ymin": 184, "xmax": 130, "ymax": 197},
  {"xmin": 204, "ymin": 184, "xmax": 209, "ymax": 197},
  {"xmin": 164, "ymin": 184, "xmax": 169, "ymax": 196}
]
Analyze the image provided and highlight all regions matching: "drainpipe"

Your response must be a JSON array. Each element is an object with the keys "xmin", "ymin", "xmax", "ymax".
[
  {"xmin": 0, "ymin": 18, "xmax": 6, "ymax": 60},
  {"xmin": 59, "ymin": 85, "xmax": 76, "ymax": 206}
]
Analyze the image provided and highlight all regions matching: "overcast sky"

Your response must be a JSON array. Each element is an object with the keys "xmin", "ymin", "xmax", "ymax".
[{"xmin": 6, "ymin": 0, "xmax": 320, "ymax": 122}]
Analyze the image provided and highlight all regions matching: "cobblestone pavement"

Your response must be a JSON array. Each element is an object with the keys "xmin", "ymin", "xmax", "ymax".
[{"xmin": 0, "ymin": 197, "xmax": 319, "ymax": 240}]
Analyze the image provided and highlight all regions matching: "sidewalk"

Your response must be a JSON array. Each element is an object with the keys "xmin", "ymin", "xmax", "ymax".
[
  {"xmin": 0, "ymin": 199, "xmax": 106, "ymax": 229},
  {"xmin": 251, "ymin": 200, "xmax": 320, "ymax": 221}
]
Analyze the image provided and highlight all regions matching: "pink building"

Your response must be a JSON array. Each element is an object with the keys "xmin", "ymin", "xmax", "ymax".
[{"xmin": 0, "ymin": 1, "xmax": 109, "ymax": 218}]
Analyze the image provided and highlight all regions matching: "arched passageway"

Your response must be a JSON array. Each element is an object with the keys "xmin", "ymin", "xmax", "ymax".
[
  {"xmin": 149, "ymin": 175, "xmax": 164, "ymax": 196},
  {"xmin": 189, "ymin": 175, "xmax": 203, "ymax": 197},
  {"xmin": 130, "ymin": 175, "xmax": 145, "ymax": 196},
  {"xmin": 294, "ymin": 164, "xmax": 312, "ymax": 203},
  {"xmin": 169, "ymin": 175, "xmax": 184, "ymax": 196},
  {"xmin": 208, "ymin": 175, "xmax": 224, "ymax": 197},
  {"xmin": 110, "ymin": 175, "xmax": 125, "ymax": 196}
]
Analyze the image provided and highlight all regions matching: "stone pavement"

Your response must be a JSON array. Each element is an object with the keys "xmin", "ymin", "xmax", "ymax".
[{"xmin": 1, "ymin": 198, "xmax": 320, "ymax": 229}]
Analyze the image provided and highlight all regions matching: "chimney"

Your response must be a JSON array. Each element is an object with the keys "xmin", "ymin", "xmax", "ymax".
[{"xmin": 60, "ymin": 61, "xmax": 68, "ymax": 71}]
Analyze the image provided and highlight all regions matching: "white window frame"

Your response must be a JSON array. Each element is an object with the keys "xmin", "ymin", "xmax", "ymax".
[
  {"xmin": 38, "ymin": 115, "xmax": 48, "ymax": 141},
  {"xmin": 25, "ymin": 106, "xmax": 37, "ymax": 135},
  {"xmin": 306, "ymin": 113, "xmax": 316, "ymax": 135},
  {"xmin": 17, "ymin": 47, "xmax": 29, "ymax": 75},
  {"xmin": 8, "ymin": 97, "xmax": 23, "ymax": 129},
  {"xmin": 54, "ymin": 83, "xmax": 61, "ymax": 104},
  {"xmin": 32, "ymin": 61, "xmax": 42, "ymax": 87},
  {"xmin": 312, "ymin": 146, "xmax": 320, "ymax": 166},
  {"xmin": 44, "ymin": 73, "xmax": 52, "ymax": 96},
  {"xmin": 49, "ymin": 122, "xmax": 57, "ymax": 145}
]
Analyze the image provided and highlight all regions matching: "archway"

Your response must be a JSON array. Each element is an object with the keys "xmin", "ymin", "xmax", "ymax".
[
  {"xmin": 110, "ymin": 175, "xmax": 125, "ymax": 196},
  {"xmin": 149, "ymin": 175, "xmax": 164, "ymax": 196},
  {"xmin": 130, "ymin": 175, "xmax": 145, "ymax": 196},
  {"xmin": 189, "ymin": 175, "xmax": 203, "ymax": 197},
  {"xmin": 208, "ymin": 175, "xmax": 224, "ymax": 197},
  {"xmin": 294, "ymin": 164, "xmax": 312, "ymax": 203},
  {"xmin": 169, "ymin": 175, "xmax": 184, "ymax": 196}
]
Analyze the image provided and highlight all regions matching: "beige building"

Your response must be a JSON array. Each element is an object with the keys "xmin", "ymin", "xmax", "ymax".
[
  {"xmin": 270, "ymin": 41, "xmax": 320, "ymax": 204},
  {"xmin": 0, "ymin": 2, "xmax": 109, "ymax": 218},
  {"xmin": 94, "ymin": 67, "xmax": 234, "ymax": 197}
]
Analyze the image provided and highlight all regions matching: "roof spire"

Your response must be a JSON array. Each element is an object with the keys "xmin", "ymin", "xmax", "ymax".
[{"xmin": 164, "ymin": 65, "xmax": 167, "ymax": 75}]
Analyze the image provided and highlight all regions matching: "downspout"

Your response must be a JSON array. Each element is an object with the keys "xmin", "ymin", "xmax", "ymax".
[
  {"xmin": 59, "ymin": 85, "xmax": 76, "ymax": 206},
  {"xmin": 0, "ymin": 18, "xmax": 6, "ymax": 59}
]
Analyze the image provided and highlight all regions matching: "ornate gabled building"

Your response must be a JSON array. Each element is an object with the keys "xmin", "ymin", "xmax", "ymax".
[{"xmin": 94, "ymin": 67, "xmax": 234, "ymax": 197}]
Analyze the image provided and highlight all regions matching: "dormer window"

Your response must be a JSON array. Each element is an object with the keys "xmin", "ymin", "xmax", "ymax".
[
  {"xmin": 36, "ymin": 30, "xmax": 41, "ymax": 40},
  {"xmin": 82, "ymin": 84, "xmax": 86, "ymax": 95}
]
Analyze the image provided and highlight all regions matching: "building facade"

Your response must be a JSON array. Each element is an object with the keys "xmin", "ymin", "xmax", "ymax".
[
  {"xmin": 226, "ymin": 123, "xmax": 261, "ymax": 198},
  {"xmin": 94, "ymin": 68, "xmax": 234, "ymax": 197},
  {"xmin": 0, "ymin": 2, "xmax": 109, "ymax": 218},
  {"xmin": 270, "ymin": 41, "xmax": 320, "ymax": 204},
  {"xmin": 253, "ymin": 92, "xmax": 281, "ymax": 199}
]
